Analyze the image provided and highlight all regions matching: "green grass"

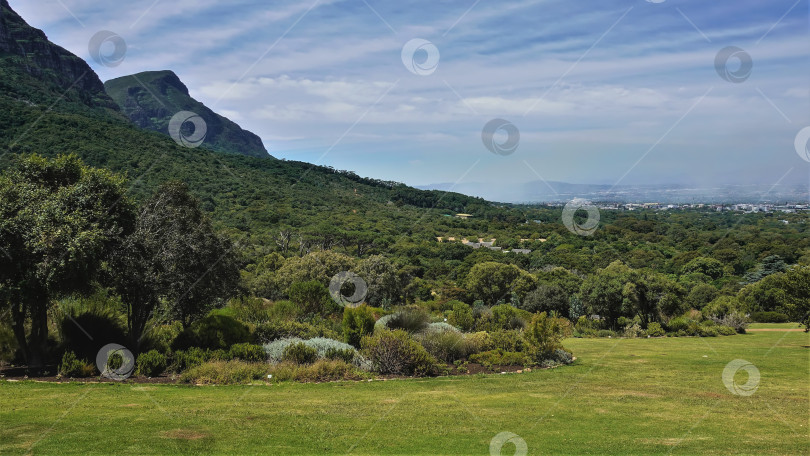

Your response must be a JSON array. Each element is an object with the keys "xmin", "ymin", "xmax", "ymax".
[
  {"xmin": 1, "ymin": 332, "xmax": 807, "ymax": 455},
  {"xmin": 748, "ymin": 322, "xmax": 804, "ymax": 330}
]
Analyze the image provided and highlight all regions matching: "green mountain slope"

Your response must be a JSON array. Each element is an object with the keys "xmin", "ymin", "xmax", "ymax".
[
  {"xmin": 104, "ymin": 70, "xmax": 270, "ymax": 159},
  {"xmin": 0, "ymin": 0, "xmax": 497, "ymax": 252}
]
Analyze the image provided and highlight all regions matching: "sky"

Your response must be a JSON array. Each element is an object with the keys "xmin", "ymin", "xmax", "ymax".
[{"xmin": 10, "ymin": 0, "xmax": 810, "ymax": 200}]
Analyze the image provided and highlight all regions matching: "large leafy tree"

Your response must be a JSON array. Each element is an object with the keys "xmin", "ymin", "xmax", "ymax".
[
  {"xmin": 0, "ymin": 155, "xmax": 134, "ymax": 370},
  {"xmin": 465, "ymin": 261, "xmax": 536, "ymax": 305},
  {"xmin": 125, "ymin": 182, "xmax": 241, "ymax": 330},
  {"xmin": 580, "ymin": 261, "xmax": 632, "ymax": 329}
]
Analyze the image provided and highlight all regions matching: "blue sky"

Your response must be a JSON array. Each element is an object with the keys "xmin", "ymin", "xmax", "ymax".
[{"xmin": 11, "ymin": 0, "xmax": 810, "ymax": 200}]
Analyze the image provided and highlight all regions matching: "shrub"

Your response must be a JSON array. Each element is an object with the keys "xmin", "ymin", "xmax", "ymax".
[
  {"xmin": 717, "ymin": 325, "xmax": 737, "ymax": 336},
  {"xmin": 490, "ymin": 305, "xmax": 531, "ymax": 331},
  {"xmin": 596, "ymin": 330, "xmax": 617, "ymax": 338},
  {"xmin": 170, "ymin": 347, "xmax": 229, "ymax": 372},
  {"xmin": 702, "ymin": 296, "xmax": 740, "ymax": 319},
  {"xmin": 575, "ymin": 316, "xmax": 599, "ymax": 333},
  {"xmin": 749, "ymin": 311, "xmax": 790, "ymax": 323},
  {"xmin": 324, "ymin": 347, "xmax": 356, "ymax": 363},
  {"xmin": 715, "ymin": 311, "xmax": 749, "ymax": 334},
  {"xmin": 282, "ymin": 342, "xmax": 319, "ymax": 365},
  {"xmin": 343, "ymin": 305, "xmax": 376, "ymax": 348},
  {"xmin": 645, "ymin": 322, "xmax": 666, "ymax": 337},
  {"xmin": 139, "ymin": 322, "xmax": 183, "ymax": 354},
  {"xmin": 489, "ymin": 330, "xmax": 526, "ymax": 352},
  {"xmin": 289, "ymin": 281, "xmax": 334, "ymax": 315},
  {"xmin": 172, "ymin": 315, "xmax": 251, "ymax": 351},
  {"xmin": 469, "ymin": 349, "xmax": 528, "ymax": 369},
  {"xmin": 229, "ymin": 343, "xmax": 267, "ymax": 362},
  {"xmin": 58, "ymin": 313, "xmax": 127, "ymax": 363},
  {"xmin": 59, "ymin": 351, "xmax": 95, "ymax": 378},
  {"xmin": 254, "ymin": 320, "xmax": 339, "ymax": 343},
  {"xmin": 266, "ymin": 300, "xmax": 301, "ymax": 322},
  {"xmin": 416, "ymin": 329, "xmax": 469, "ymax": 363},
  {"xmin": 523, "ymin": 312, "xmax": 571, "ymax": 361},
  {"xmin": 448, "ymin": 302, "xmax": 474, "ymax": 331},
  {"xmin": 135, "ymin": 350, "xmax": 167, "ymax": 377},
  {"xmin": 384, "ymin": 307, "xmax": 429, "ymax": 333},
  {"xmin": 698, "ymin": 326, "xmax": 719, "ymax": 337},
  {"xmin": 303, "ymin": 338, "xmax": 358, "ymax": 360},
  {"xmin": 360, "ymin": 330, "xmax": 438, "ymax": 376},
  {"xmin": 180, "ymin": 360, "xmax": 268, "ymax": 384},
  {"xmin": 623, "ymin": 323, "xmax": 644, "ymax": 338},
  {"xmin": 268, "ymin": 360, "xmax": 369, "ymax": 383},
  {"xmin": 464, "ymin": 331, "xmax": 493, "ymax": 354},
  {"xmin": 228, "ymin": 296, "xmax": 272, "ymax": 325},
  {"xmin": 666, "ymin": 317, "xmax": 690, "ymax": 333}
]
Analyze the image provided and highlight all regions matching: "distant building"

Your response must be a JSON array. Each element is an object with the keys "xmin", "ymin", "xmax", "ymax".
[{"xmin": 455, "ymin": 213, "xmax": 473, "ymax": 219}]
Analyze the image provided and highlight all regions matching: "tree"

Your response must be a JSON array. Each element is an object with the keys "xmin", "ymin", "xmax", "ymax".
[
  {"xmin": 681, "ymin": 257, "xmax": 724, "ymax": 280},
  {"xmin": 738, "ymin": 265, "xmax": 810, "ymax": 329},
  {"xmin": 356, "ymin": 255, "xmax": 399, "ymax": 307},
  {"xmin": 129, "ymin": 182, "xmax": 240, "ymax": 329},
  {"xmin": 520, "ymin": 284, "xmax": 569, "ymax": 317},
  {"xmin": 0, "ymin": 155, "xmax": 134, "ymax": 370},
  {"xmin": 465, "ymin": 262, "xmax": 536, "ymax": 305},
  {"xmin": 580, "ymin": 261, "xmax": 632, "ymax": 329},
  {"xmin": 275, "ymin": 250, "xmax": 355, "ymax": 291}
]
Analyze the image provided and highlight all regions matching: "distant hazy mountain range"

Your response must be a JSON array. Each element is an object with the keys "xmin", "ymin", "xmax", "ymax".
[{"xmin": 418, "ymin": 181, "xmax": 810, "ymax": 204}]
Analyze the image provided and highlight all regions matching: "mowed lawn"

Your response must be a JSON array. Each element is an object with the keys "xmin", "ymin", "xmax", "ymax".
[{"xmin": 1, "ymin": 329, "xmax": 807, "ymax": 455}]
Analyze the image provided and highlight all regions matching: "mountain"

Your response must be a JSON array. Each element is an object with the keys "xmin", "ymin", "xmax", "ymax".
[
  {"xmin": 0, "ymin": 0, "xmax": 119, "ymax": 113},
  {"xmin": 0, "ymin": 0, "xmax": 496, "ymax": 250},
  {"xmin": 104, "ymin": 70, "xmax": 270, "ymax": 159}
]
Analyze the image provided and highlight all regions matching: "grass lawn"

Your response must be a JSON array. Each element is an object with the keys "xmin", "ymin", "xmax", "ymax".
[{"xmin": 1, "ymin": 331, "xmax": 807, "ymax": 455}]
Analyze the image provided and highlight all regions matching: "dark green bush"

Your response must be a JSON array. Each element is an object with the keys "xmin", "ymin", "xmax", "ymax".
[
  {"xmin": 749, "ymin": 311, "xmax": 790, "ymax": 323},
  {"xmin": 596, "ymin": 329, "xmax": 617, "ymax": 338},
  {"xmin": 523, "ymin": 312, "xmax": 571, "ymax": 361},
  {"xmin": 171, "ymin": 347, "xmax": 228, "ymax": 372},
  {"xmin": 58, "ymin": 313, "xmax": 127, "ymax": 363},
  {"xmin": 58, "ymin": 350, "xmax": 95, "ymax": 378},
  {"xmin": 135, "ymin": 350, "xmax": 167, "ymax": 377},
  {"xmin": 282, "ymin": 342, "xmax": 318, "ymax": 365},
  {"xmin": 698, "ymin": 326, "xmax": 719, "ymax": 337},
  {"xmin": 289, "ymin": 281, "xmax": 334, "ymax": 315},
  {"xmin": 361, "ymin": 329, "xmax": 437, "ymax": 376},
  {"xmin": 343, "ymin": 305, "xmax": 376, "ymax": 348},
  {"xmin": 139, "ymin": 322, "xmax": 182, "ymax": 354},
  {"xmin": 254, "ymin": 320, "xmax": 339, "ymax": 343},
  {"xmin": 229, "ymin": 343, "xmax": 267, "ymax": 362},
  {"xmin": 172, "ymin": 315, "xmax": 251, "ymax": 351}
]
